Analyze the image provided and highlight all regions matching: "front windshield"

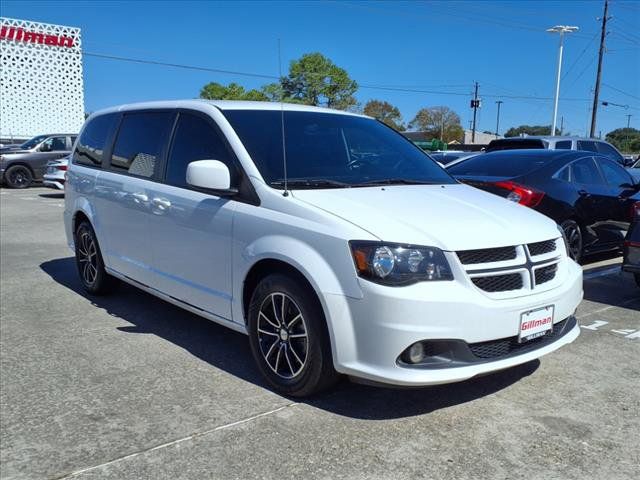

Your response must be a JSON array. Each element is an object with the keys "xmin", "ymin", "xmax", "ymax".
[
  {"xmin": 20, "ymin": 135, "xmax": 49, "ymax": 149},
  {"xmin": 222, "ymin": 110, "xmax": 455, "ymax": 188}
]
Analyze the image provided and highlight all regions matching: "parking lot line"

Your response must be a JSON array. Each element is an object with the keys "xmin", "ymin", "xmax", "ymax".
[{"xmin": 55, "ymin": 402, "xmax": 298, "ymax": 479}]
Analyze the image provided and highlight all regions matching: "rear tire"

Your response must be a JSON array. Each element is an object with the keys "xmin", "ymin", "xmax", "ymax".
[
  {"xmin": 4, "ymin": 165, "xmax": 33, "ymax": 189},
  {"xmin": 247, "ymin": 274, "xmax": 339, "ymax": 397},
  {"xmin": 75, "ymin": 221, "xmax": 116, "ymax": 295},
  {"xmin": 561, "ymin": 219, "xmax": 583, "ymax": 263}
]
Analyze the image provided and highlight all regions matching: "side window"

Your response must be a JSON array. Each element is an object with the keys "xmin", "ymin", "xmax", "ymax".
[
  {"xmin": 577, "ymin": 140, "xmax": 598, "ymax": 153},
  {"xmin": 599, "ymin": 158, "xmax": 633, "ymax": 187},
  {"xmin": 166, "ymin": 113, "xmax": 235, "ymax": 188},
  {"xmin": 41, "ymin": 136, "xmax": 67, "ymax": 151},
  {"xmin": 596, "ymin": 142, "xmax": 624, "ymax": 164},
  {"xmin": 555, "ymin": 140, "xmax": 572, "ymax": 150},
  {"xmin": 73, "ymin": 114, "xmax": 118, "ymax": 167},
  {"xmin": 110, "ymin": 112, "xmax": 174, "ymax": 178},
  {"xmin": 570, "ymin": 158, "xmax": 605, "ymax": 185},
  {"xmin": 554, "ymin": 166, "xmax": 570, "ymax": 182}
]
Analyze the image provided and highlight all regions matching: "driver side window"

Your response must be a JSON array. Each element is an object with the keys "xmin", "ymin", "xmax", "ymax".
[{"xmin": 42, "ymin": 137, "xmax": 67, "ymax": 151}]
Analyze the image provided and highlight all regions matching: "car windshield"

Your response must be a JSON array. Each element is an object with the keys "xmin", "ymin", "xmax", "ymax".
[
  {"xmin": 447, "ymin": 152, "xmax": 555, "ymax": 177},
  {"xmin": 20, "ymin": 135, "xmax": 49, "ymax": 149},
  {"xmin": 222, "ymin": 110, "xmax": 455, "ymax": 188}
]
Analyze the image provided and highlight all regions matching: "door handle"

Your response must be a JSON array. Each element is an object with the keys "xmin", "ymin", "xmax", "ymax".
[
  {"xmin": 131, "ymin": 192, "xmax": 148, "ymax": 203},
  {"xmin": 577, "ymin": 189, "xmax": 591, "ymax": 198},
  {"xmin": 152, "ymin": 197, "xmax": 171, "ymax": 210}
]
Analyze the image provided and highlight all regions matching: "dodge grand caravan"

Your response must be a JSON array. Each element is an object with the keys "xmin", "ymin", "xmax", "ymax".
[{"xmin": 64, "ymin": 100, "xmax": 583, "ymax": 396}]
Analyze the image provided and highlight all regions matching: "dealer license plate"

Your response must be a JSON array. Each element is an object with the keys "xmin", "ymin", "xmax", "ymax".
[{"xmin": 518, "ymin": 305, "xmax": 554, "ymax": 343}]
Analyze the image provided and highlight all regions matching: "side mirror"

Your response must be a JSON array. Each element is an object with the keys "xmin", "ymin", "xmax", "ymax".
[
  {"xmin": 39, "ymin": 143, "xmax": 52, "ymax": 152},
  {"xmin": 186, "ymin": 160, "xmax": 237, "ymax": 195}
]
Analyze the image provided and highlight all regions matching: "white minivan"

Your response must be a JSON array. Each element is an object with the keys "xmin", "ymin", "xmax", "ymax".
[{"xmin": 64, "ymin": 100, "xmax": 583, "ymax": 396}]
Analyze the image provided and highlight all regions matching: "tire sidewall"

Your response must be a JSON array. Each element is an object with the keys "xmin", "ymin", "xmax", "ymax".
[
  {"xmin": 247, "ymin": 274, "xmax": 333, "ymax": 397},
  {"xmin": 5, "ymin": 165, "xmax": 33, "ymax": 189}
]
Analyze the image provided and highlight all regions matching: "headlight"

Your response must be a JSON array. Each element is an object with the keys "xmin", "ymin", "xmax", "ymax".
[
  {"xmin": 556, "ymin": 224, "xmax": 570, "ymax": 257},
  {"xmin": 349, "ymin": 241, "xmax": 453, "ymax": 286}
]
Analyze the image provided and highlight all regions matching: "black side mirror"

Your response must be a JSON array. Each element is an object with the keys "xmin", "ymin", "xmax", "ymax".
[{"xmin": 39, "ymin": 143, "xmax": 51, "ymax": 152}]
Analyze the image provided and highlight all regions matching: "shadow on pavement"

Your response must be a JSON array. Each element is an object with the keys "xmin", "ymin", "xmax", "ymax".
[
  {"xmin": 38, "ymin": 192, "xmax": 64, "ymax": 199},
  {"xmin": 41, "ymin": 256, "xmax": 540, "ymax": 420}
]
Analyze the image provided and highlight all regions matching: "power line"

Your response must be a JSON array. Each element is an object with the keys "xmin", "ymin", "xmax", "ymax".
[
  {"xmin": 602, "ymin": 82, "xmax": 640, "ymax": 101},
  {"xmin": 561, "ymin": 32, "xmax": 599, "ymax": 81}
]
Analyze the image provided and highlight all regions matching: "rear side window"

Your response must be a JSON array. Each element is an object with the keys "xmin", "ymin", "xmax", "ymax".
[
  {"xmin": 73, "ymin": 114, "xmax": 118, "ymax": 167},
  {"xmin": 555, "ymin": 140, "xmax": 572, "ymax": 149},
  {"xmin": 110, "ymin": 112, "xmax": 175, "ymax": 178},
  {"xmin": 570, "ymin": 158, "xmax": 605, "ymax": 185},
  {"xmin": 577, "ymin": 140, "xmax": 598, "ymax": 153},
  {"xmin": 166, "ymin": 113, "xmax": 235, "ymax": 188},
  {"xmin": 447, "ymin": 152, "xmax": 553, "ymax": 177}
]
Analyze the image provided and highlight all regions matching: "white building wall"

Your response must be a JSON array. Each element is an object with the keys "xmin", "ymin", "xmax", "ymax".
[{"xmin": 0, "ymin": 17, "xmax": 84, "ymax": 139}]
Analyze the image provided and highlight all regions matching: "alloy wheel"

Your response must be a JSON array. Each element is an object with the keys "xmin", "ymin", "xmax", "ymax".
[
  {"xmin": 77, "ymin": 230, "xmax": 98, "ymax": 286},
  {"xmin": 257, "ymin": 292, "xmax": 308, "ymax": 379},
  {"xmin": 563, "ymin": 222, "xmax": 582, "ymax": 261},
  {"xmin": 8, "ymin": 167, "xmax": 31, "ymax": 188}
]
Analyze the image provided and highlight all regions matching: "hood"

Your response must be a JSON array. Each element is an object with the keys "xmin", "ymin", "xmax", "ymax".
[{"xmin": 292, "ymin": 184, "xmax": 560, "ymax": 251}]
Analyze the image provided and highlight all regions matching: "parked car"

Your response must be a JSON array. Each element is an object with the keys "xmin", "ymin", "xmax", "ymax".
[
  {"xmin": 43, "ymin": 156, "xmax": 69, "ymax": 190},
  {"xmin": 0, "ymin": 134, "xmax": 76, "ymax": 188},
  {"xmin": 485, "ymin": 136, "xmax": 629, "ymax": 166},
  {"xmin": 65, "ymin": 100, "xmax": 582, "ymax": 396},
  {"xmin": 448, "ymin": 149, "xmax": 640, "ymax": 262},
  {"xmin": 627, "ymin": 158, "xmax": 640, "ymax": 182},
  {"xmin": 622, "ymin": 203, "xmax": 640, "ymax": 288}
]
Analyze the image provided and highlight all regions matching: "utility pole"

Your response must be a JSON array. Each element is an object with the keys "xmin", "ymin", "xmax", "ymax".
[
  {"xmin": 626, "ymin": 114, "xmax": 632, "ymax": 128},
  {"xmin": 495, "ymin": 100, "xmax": 503, "ymax": 138},
  {"xmin": 590, "ymin": 0, "xmax": 609, "ymax": 138},
  {"xmin": 560, "ymin": 115, "xmax": 564, "ymax": 136},
  {"xmin": 471, "ymin": 82, "xmax": 479, "ymax": 143},
  {"xmin": 547, "ymin": 25, "xmax": 579, "ymax": 136}
]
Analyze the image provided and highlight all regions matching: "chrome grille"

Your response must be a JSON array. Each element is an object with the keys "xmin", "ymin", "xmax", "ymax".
[
  {"xmin": 457, "ymin": 246, "xmax": 517, "ymax": 265},
  {"xmin": 535, "ymin": 264, "xmax": 558, "ymax": 286},
  {"xmin": 528, "ymin": 239, "xmax": 557, "ymax": 256},
  {"xmin": 471, "ymin": 273, "xmax": 523, "ymax": 292}
]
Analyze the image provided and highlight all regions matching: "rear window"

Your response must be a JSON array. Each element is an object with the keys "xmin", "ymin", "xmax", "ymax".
[
  {"xmin": 73, "ymin": 114, "xmax": 118, "ymax": 167},
  {"xmin": 447, "ymin": 152, "xmax": 554, "ymax": 177},
  {"xmin": 485, "ymin": 139, "xmax": 546, "ymax": 152},
  {"xmin": 555, "ymin": 140, "xmax": 572, "ymax": 149}
]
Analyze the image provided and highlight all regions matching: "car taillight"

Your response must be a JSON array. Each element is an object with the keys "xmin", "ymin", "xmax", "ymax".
[
  {"xmin": 56, "ymin": 164, "xmax": 68, "ymax": 171},
  {"xmin": 493, "ymin": 181, "xmax": 545, "ymax": 207}
]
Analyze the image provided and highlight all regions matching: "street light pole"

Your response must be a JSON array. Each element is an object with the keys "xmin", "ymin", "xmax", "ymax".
[
  {"xmin": 495, "ymin": 100, "xmax": 503, "ymax": 137},
  {"xmin": 547, "ymin": 25, "xmax": 579, "ymax": 136}
]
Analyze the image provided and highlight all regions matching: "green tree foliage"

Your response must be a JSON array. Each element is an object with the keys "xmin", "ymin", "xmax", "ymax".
[
  {"xmin": 408, "ymin": 106, "xmax": 463, "ymax": 143},
  {"xmin": 504, "ymin": 125, "xmax": 560, "ymax": 137},
  {"xmin": 605, "ymin": 128, "xmax": 640, "ymax": 153},
  {"xmin": 199, "ymin": 82, "xmax": 267, "ymax": 101},
  {"xmin": 363, "ymin": 100, "xmax": 405, "ymax": 131},
  {"xmin": 281, "ymin": 53, "xmax": 358, "ymax": 110}
]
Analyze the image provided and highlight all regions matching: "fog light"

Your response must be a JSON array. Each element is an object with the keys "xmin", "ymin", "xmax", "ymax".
[{"xmin": 407, "ymin": 342, "xmax": 425, "ymax": 364}]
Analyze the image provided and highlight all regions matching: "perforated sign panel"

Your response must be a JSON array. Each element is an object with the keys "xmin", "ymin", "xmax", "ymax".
[{"xmin": 1, "ymin": 17, "xmax": 84, "ymax": 138}]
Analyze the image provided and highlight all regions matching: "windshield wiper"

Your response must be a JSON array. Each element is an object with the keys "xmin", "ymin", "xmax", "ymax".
[
  {"xmin": 351, "ymin": 178, "xmax": 441, "ymax": 187},
  {"xmin": 270, "ymin": 178, "xmax": 352, "ymax": 189}
]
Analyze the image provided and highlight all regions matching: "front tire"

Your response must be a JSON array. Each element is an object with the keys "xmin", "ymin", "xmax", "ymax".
[
  {"xmin": 4, "ymin": 165, "xmax": 33, "ymax": 189},
  {"xmin": 247, "ymin": 274, "xmax": 338, "ymax": 397},
  {"xmin": 75, "ymin": 221, "xmax": 115, "ymax": 295},
  {"xmin": 561, "ymin": 219, "xmax": 583, "ymax": 262}
]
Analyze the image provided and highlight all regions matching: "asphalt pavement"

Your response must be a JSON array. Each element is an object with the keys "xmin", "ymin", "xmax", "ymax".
[{"xmin": 1, "ymin": 187, "xmax": 638, "ymax": 480}]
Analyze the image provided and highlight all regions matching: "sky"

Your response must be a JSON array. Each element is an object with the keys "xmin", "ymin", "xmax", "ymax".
[{"xmin": 3, "ymin": 0, "xmax": 639, "ymax": 137}]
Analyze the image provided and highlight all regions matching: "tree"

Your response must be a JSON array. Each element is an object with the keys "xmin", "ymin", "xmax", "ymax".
[
  {"xmin": 199, "ymin": 82, "xmax": 267, "ymax": 101},
  {"xmin": 408, "ymin": 106, "xmax": 463, "ymax": 143},
  {"xmin": 605, "ymin": 127, "xmax": 640, "ymax": 153},
  {"xmin": 281, "ymin": 53, "xmax": 358, "ymax": 110},
  {"xmin": 363, "ymin": 100, "xmax": 405, "ymax": 131},
  {"xmin": 504, "ymin": 125, "xmax": 560, "ymax": 137}
]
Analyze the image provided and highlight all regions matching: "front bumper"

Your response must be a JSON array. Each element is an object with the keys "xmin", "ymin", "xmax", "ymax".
[
  {"xmin": 325, "ymin": 259, "xmax": 583, "ymax": 386},
  {"xmin": 43, "ymin": 173, "xmax": 65, "ymax": 190}
]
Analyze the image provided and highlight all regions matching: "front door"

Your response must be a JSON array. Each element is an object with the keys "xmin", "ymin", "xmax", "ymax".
[{"xmin": 146, "ymin": 112, "xmax": 237, "ymax": 320}]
